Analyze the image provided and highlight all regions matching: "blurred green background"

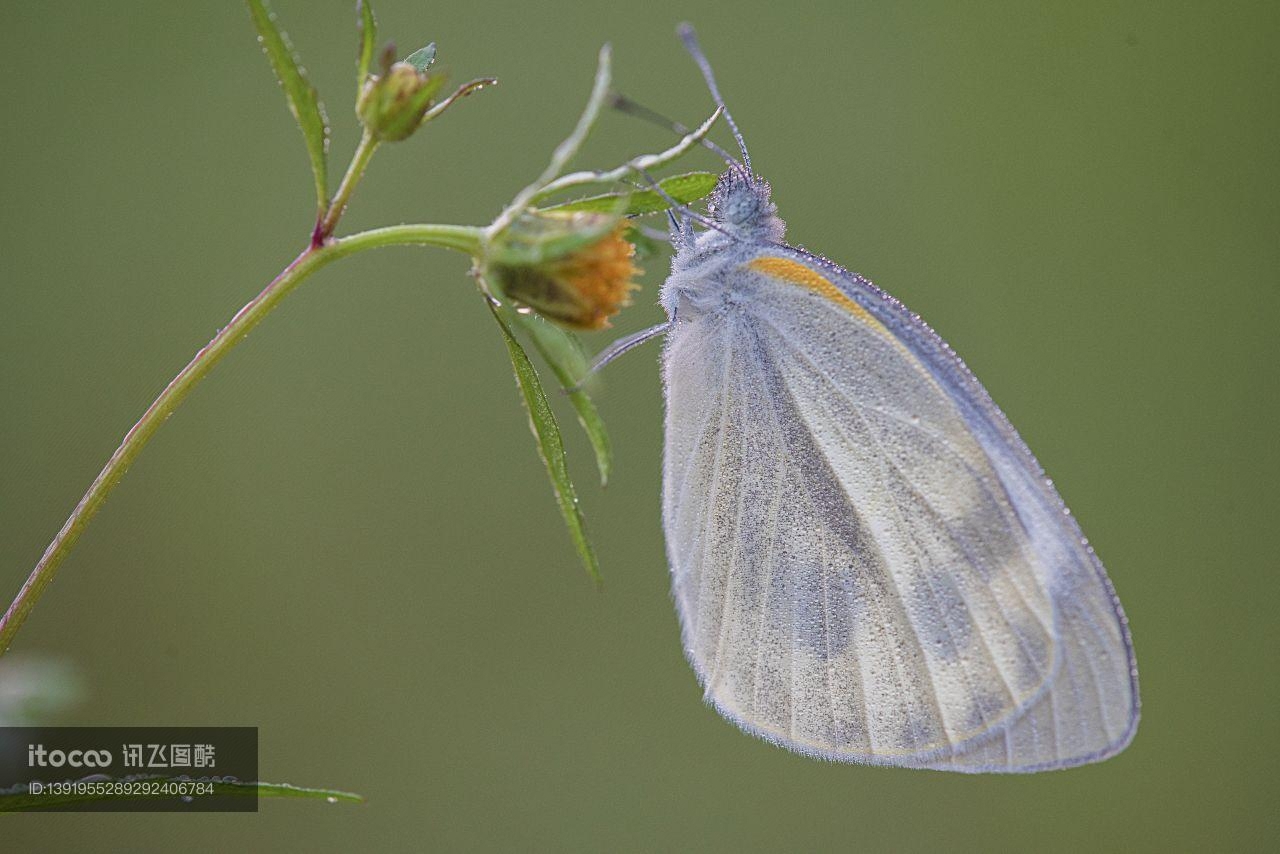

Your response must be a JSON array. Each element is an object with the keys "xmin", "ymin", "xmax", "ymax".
[{"xmin": 1, "ymin": 0, "xmax": 1275, "ymax": 850}]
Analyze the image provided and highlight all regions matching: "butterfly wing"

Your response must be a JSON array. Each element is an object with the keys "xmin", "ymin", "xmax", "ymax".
[{"xmin": 661, "ymin": 247, "xmax": 1138, "ymax": 772}]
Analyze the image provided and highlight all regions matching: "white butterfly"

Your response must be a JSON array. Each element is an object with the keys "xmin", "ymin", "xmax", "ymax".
[{"xmin": 632, "ymin": 25, "xmax": 1139, "ymax": 772}]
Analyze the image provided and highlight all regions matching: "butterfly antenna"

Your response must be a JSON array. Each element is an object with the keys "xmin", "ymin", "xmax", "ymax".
[
  {"xmin": 608, "ymin": 92, "xmax": 741, "ymax": 171},
  {"xmin": 677, "ymin": 23, "xmax": 751, "ymax": 174},
  {"xmin": 634, "ymin": 168, "xmax": 739, "ymax": 242}
]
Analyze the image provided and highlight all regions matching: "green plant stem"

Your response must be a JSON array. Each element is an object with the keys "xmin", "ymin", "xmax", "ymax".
[
  {"xmin": 0, "ymin": 223, "xmax": 484, "ymax": 655},
  {"xmin": 315, "ymin": 130, "xmax": 380, "ymax": 243}
]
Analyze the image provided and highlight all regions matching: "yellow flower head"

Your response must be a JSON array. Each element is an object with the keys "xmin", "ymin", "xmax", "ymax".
[{"xmin": 490, "ymin": 212, "xmax": 641, "ymax": 330}]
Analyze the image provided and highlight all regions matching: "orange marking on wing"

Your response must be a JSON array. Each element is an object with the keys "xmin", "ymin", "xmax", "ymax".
[{"xmin": 747, "ymin": 256, "xmax": 883, "ymax": 329}]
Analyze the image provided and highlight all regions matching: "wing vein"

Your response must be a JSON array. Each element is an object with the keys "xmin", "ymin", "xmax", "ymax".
[
  {"xmin": 706, "ymin": 345, "xmax": 751, "ymax": 692},
  {"xmin": 749, "ymin": 384, "xmax": 791, "ymax": 724},
  {"xmin": 692, "ymin": 322, "xmax": 737, "ymax": 651}
]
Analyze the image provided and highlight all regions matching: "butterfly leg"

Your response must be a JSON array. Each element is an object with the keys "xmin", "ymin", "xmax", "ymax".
[{"xmin": 566, "ymin": 319, "xmax": 674, "ymax": 392}]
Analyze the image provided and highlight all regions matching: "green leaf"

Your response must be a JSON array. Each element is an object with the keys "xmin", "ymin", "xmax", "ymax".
[
  {"xmin": 510, "ymin": 310, "xmax": 612, "ymax": 486},
  {"xmin": 246, "ymin": 0, "xmax": 331, "ymax": 214},
  {"xmin": 356, "ymin": 0, "xmax": 377, "ymax": 92},
  {"xmin": 405, "ymin": 43, "xmax": 437, "ymax": 73},
  {"xmin": 489, "ymin": 302, "xmax": 601, "ymax": 582},
  {"xmin": 0, "ymin": 776, "xmax": 363, "ymax": 811},
  {"xmin": 541, "ymin": 171, "xmax": 719, "ymax": 217}
]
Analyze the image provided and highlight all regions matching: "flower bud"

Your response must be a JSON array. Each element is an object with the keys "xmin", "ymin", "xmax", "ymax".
[
  {"xmin": 356, "ymin": 60, "xmax": 446, "ymax": 142},
  {"xmin": 488, "ymin": 212, "xmax": 641, "ymax": 330}
]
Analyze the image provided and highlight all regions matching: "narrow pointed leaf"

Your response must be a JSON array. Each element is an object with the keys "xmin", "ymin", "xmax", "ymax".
[
  {"xmin": 356, "ymin": 0, "xmax": 377, "ymax": 92},
  {"xmin": 246, "ymin": 0, "xmax": 330, "ymax": 214},
  {"xmin": 228, "ymin": 780, "xmax": 363, "ymax": 803},
  {"xmin": 0, "ymin": 776, "xmax": 363, "ymax": 811},
  {"xmin": 489, "ymin": 302, "xmax": 601, "ymax": 581},
  {"xmin": 510, "ymin": 310, "xmax": 612, "ymax": 486},
  {"xmin": 541, "ymin": 171, "xmax": 719, "ymax": 216}
]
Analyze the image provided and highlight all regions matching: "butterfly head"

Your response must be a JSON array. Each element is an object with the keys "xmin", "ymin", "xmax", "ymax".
[{"xmin": 707, "ymin": 170, "xmax": 785, "ymax": 242}]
